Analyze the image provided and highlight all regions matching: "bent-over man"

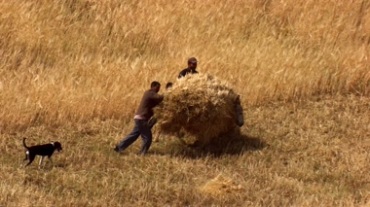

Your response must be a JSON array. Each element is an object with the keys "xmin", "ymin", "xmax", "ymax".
[{"xmin": 114, "ymin": 81, "xmax": 164, "ymax": 155}]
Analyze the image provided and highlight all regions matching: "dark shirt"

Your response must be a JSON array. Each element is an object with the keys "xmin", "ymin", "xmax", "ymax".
[
  {"xmin": 135, "ymin": 89, "xmax": 164, "ymax": 120},
  {"xmin": 178, "ymin": 68, "xmax": 198, "ymax": 78}
]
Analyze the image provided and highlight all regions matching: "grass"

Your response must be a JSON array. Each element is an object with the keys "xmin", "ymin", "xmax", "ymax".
[
  {"xmin": 1, "ymin": 95, "xmax": 369, "ymax": 206},
  {"xmin": 0, "ymin": 0, "xmax": 369, "ymax": 206}
]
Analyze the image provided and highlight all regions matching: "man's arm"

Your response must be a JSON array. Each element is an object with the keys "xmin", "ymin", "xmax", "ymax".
[
  {"xmin": 178, "ymin": 68, "xmax": 187, "ymax": 79},
  {"xmin": 178, "ymin": 72, "xmax": 184, "ymax": 79},
  {"xmin": 151, "ymin": 93, "xmax": 164, "ymax": 105}
]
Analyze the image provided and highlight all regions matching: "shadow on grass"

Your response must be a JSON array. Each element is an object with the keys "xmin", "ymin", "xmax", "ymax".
[{"xmin": 159, "ymin": 130, "xmax": 267, "ymax": 159}]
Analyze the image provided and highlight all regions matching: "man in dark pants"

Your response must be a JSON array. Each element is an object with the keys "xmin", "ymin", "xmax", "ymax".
[
  {"xmin": 114, "ymin": 81, "xmax": 164, "ymax": 155},
  {"xmin": 178, "ymin": 57, "xmax": 199, "ymax": 78}
]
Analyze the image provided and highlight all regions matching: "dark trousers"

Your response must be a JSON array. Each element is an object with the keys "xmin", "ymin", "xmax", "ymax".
[{"xmin": 116, "ymin": 119, "xmax": 152, "ymax": 155}]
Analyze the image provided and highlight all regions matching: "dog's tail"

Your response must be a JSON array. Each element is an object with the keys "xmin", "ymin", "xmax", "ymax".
[{"xmin": 23, "ymin": 138, "xmax": 29, "ymax": 149}]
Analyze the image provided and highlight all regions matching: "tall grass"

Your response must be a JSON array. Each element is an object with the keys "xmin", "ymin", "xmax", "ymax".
[
  {"xmin": 1, "ymin": 1, "xmax": 370, "ymax": 206},
  {"xmin": 0, "ymin": 0, "xmax": 369, "ymax": 131}
]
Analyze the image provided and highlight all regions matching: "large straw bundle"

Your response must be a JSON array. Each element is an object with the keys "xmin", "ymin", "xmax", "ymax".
[
  {"xmin": 199, "ymin": 174, "xmax": 243, "ymax": 196},
  {"xmin": 154, "ymin": 74, "xmax": 241, "ymax": 146}
]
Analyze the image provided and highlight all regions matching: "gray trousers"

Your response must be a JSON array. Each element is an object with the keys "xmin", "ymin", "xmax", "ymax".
[{"xmin": 116, "ymin": 119, "xmax": 153, "ymax": 155}]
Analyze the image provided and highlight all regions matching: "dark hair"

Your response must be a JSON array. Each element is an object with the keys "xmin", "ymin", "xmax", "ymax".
[
  {"xmin": 187, "ymin": 57, "xmax": 197, "ymax": 64},
  {"xmin": 165, "ymin": 82, "xmax": 173, "ymax": 89},
  {"xmin": 151, "ymin": 81, "xmax": 161, "ymax": 88}
]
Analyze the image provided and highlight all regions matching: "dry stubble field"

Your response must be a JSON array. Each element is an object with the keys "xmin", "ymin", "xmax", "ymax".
[{"xmin": 0, "ymin": 0, "xmax": 369, "ymax": 206}]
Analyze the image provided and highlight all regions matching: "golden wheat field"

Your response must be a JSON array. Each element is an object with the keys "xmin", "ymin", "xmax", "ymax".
[{"xmin": 0, "ymin": 0, "xmax": 369, "ymax": 206}]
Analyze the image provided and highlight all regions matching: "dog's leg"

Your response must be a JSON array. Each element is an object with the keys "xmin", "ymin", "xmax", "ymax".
[
  {"xmin": 38, "ymin": 156, "xmax": 44, "ymax": 169},
  {"xmin": 48, "ymin": 157, "xmax": 54, "ymax": 167},
  {"xmin": 24, "ymin": 151, "xmax": 29, "ymax": 161},
  {"xmin": 25, "ymin": 154, "xmax": 35, "ymax": 167}
]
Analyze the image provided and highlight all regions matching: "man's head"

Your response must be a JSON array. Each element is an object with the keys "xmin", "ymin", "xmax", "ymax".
[
  {"xmin": 150, "ymin": 81, "xmax": 161, "ymax": 93},
  {"xmin": 187, "ymin": 57, "xmax": 198, "ymax": 70}
]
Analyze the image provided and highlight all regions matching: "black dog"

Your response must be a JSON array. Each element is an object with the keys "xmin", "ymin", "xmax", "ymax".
[{"xmin": 23, "ymin": 138, "xmax": 62, "ymax": 167}]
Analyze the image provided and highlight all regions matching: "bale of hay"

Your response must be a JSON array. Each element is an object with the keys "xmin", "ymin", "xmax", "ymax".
[
  {"xmin": 154, "ymin": 73, "xmax": 242, "ymax": 146},
  {"xmin": 199, "ymin": 174, "xmax": 243, "ymax": 196}
]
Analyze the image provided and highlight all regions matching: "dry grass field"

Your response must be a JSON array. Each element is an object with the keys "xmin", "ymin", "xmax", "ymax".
[{"xmin": 0, "ymin": 0, "xmax": 369, "ymax": 206}]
